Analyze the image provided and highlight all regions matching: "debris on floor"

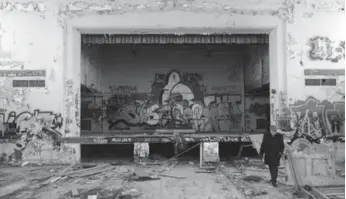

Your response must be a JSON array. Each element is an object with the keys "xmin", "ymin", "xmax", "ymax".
[
  {"xmin": 242, "ymin": 175, "xmax": 263, "ymax": 182},
  {"xmin": 131, "ymin": 168, "xmax": 160, "ymax": 181},
  {"xmin": 0, "ymin": 157, "xmax": 343, "ymax": 199},
  {"xmin": 219, "ymin": 165, "xmax": 268, "ymax": 198}
]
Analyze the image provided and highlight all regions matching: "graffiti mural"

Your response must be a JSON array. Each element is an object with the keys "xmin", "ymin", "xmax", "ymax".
[
  {"xmin": 0, "ymin": 109, "xmax": 68, "ymax": 162},
  {"xmin": 81, "ymin": 69, "xmax": 250, "ymax": 133},
  {"xmin": 308, "ymin": 36, "xmax": 345, "ymax": 63},
  {"xmin": 290, "ymin": 97, "xmax": 344, "ymax": 137},
  {"xmin": 0, "ymin": 109, "xmax": 63, "ymax": 137},
  {"xmin": 269, "ymin": 88, "xmax": 345, "ymax": 146},
  {"xmin": 273, "ymin": 95, "xmax": 345, "ymax": 145}
]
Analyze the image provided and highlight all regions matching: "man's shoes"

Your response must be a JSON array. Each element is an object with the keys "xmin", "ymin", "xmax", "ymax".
[{"xmin": 271, "ymin": 182, "xmax": 278, "ymax": 187}]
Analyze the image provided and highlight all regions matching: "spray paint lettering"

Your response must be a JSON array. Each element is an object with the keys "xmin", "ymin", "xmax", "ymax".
[
  {"xmin": 0, "ymin": 110, "xmax": 63, "ymax": 136},
  {"xmin": 0, "ymin": 109, "xmax": 64, "ymax": 162},
  {"xmin": 100, "ymin": 70, "xmax": 244, "ymax": 132},
  {"xmin": 109, "ymin": 85, "xmax": 137, "ymax": 94},
  {"xmin": 290, "ymin": 97, "xmax": 344, "ymax": 137},
  {"xmin": 210, "ymin": 86, "xmax": 241, "ymax": 94}
]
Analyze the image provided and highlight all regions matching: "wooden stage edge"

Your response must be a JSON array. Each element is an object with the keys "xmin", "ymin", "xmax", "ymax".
[{"xmin": 0, "ymin": 133, "xmax": 263, "ymax": 144}]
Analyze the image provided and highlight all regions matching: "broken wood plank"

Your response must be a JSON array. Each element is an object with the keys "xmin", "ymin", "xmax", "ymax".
[
  {"xmin": 131, "ymin": 175, "xmax": 160, "ymax": 181},
  {"xmin": 68, "ymin": 165, "xmax": 115, "ymax": 178},
  {"xmin": 195, "ymin": 170, "xmax": 215, "ymax": 173},
  {"xmin": 158, "ymin": 174, "xmax": 186, "ymax": 179},
  {"xmin": 0, "ymin": 181, "xmax": 30, "ymax": 198},
  {"xmin": 63, "ymin": 164, "xmax": 110, "ymax": 177},
  {"xmin": 219, "ymin": 167, "xmax": 255, "ymax": 199},
  {"xmin": 113, "ymin": 189, "xmax": 123, "ymax": 199}
]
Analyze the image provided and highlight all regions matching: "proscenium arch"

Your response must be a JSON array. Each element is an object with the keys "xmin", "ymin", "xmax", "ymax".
[{"xmin": 64, "ymin": 13, "xmax": 287, "ymax": 161}]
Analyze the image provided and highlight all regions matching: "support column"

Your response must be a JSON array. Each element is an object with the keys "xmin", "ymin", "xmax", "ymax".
[
  {"xmin": 200, "ymin": 142, "xmax": 219, "ymax": 167},
  {"xmin": 133, "ymin": 142, "xmax": 149, "ymax": 162}
]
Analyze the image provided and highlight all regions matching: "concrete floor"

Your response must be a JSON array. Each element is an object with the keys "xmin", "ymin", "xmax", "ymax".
[{"xmin": 0, "ymin": 158, "xmax": 344, "ymax": 199}]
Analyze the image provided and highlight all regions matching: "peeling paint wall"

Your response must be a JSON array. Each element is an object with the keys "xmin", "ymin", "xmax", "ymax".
[
  {"xmin": 244, "ymin": 44, "xmax": 270, "ymax": 91},
  {"xmin": 0, "ymin": 0, "xmax": 345, "ymax": 163},
  {"xmin": 0, "ymin": 0, "xmax": 75, "ymax": 164}
]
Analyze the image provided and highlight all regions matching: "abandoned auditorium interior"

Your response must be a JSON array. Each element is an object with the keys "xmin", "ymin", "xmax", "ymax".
[
  {"xmin": 0, "ymin": 0, "xmax": 345, "ymax": 198},
  {"xmin": 79, "ymin": 34, "xmax": 271, "ymax": 161}
]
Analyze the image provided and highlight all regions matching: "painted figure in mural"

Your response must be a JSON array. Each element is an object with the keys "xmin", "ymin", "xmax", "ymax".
[
  {"xmin": 260, "ymin": 125, "xmax": 285, "ymax": 187},
  {"xmin": 330, "ymin": 115, "xmax": 341, "ymax": 134},
  {"xmin": 209, "ymin": 102, "xmax": 220, "ymax": 132}
]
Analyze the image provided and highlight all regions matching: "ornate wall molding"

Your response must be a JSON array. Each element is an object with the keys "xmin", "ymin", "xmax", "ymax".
[
  {"xmin": 57, "ymin": 0, "xmax": 295, "ymax": 23},
  {"xmin": 0, "ymin": 1, "xmax": 45, "ymax": 12}
]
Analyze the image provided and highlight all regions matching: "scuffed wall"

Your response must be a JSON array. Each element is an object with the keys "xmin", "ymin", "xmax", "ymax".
[{"xmin": 0, "ymin": 0, "xmax": 344, "ymax": 163}]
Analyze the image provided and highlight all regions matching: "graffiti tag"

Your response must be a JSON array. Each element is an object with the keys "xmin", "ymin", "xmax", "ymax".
[{"xmin": 109, "ymin": 85, "xmax": 137, "ymax": 94}]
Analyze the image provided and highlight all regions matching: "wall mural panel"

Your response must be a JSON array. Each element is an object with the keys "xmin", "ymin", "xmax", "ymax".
[
  {"xmin": 273, "ymin": 93, "xmax": 345, "ymax": 145},
  {"xmin": 0, "ymin": 73, "xmax": 76, "ymax": 164},
  {"xmin": 290, "ymin": 97, "xmax": 344, "ymax": 137},
  {"xmin": 81, "ymin": 69, "xmax": 270, "ymax": 133},
  {"xmin": 0, "ymin": 109, "xmax": 77, "ymax": 164}
]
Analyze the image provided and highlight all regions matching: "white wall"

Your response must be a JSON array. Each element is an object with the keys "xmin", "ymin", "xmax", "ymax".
[{"xmin": 0, "ymin": 0, "xmax": 344, "ymax": 162}]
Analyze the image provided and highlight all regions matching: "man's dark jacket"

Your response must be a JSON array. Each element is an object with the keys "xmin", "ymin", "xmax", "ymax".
[{"xmin": 260, "ymin": 133, "xmax": 285, "ymax": 166}]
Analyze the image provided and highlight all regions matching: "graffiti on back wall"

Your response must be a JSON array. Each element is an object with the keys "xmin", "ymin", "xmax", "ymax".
[{"xmin": 82, "ymin": 70, "xmax": 247, "ymax": 132}]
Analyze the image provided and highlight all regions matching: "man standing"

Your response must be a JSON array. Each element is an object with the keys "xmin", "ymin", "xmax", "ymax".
[{"xmin": 260, "ymin": 125, "xmax": 285, "ymax": 187}]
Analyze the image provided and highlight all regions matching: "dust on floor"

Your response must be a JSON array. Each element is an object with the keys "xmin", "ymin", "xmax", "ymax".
[{"xmin": 0, "ymin": 157, "xmax": 339, "ymax": 199}]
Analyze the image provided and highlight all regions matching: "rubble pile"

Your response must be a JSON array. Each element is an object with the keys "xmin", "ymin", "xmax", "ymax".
[{"xmin": 1, "ymin": 156, "xmax": 339, "ymax": 199}]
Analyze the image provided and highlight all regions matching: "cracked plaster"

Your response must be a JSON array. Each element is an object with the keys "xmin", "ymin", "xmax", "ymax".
[
  {"xmin": 0, "ymin": 0, "xmax": 343, "ymax": 23},
  {"xmin": 0, "ymin": 0, "xmax": 294, "ymax": 23},
  {"xmin": 0, "ymin": 1, "xmax": 45, "ymax": 12},
  {"xmin": 60, "ymin": 0, "xmax": 295, "ymax": 22}
]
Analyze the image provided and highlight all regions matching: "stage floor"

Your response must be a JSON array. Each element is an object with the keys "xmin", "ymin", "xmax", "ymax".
[
  {"xmin": 0, "ymin": 132, "xmax": 265, "ymax": 144},
  {"xmin": 62, "ymin": 132, "xmax": 258, "ymax": 144}
]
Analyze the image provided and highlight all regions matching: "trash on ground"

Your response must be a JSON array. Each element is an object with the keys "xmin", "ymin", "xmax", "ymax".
[{"xmin": 242, "ymin": 175, "xmax": 263, "ymax": 182}]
